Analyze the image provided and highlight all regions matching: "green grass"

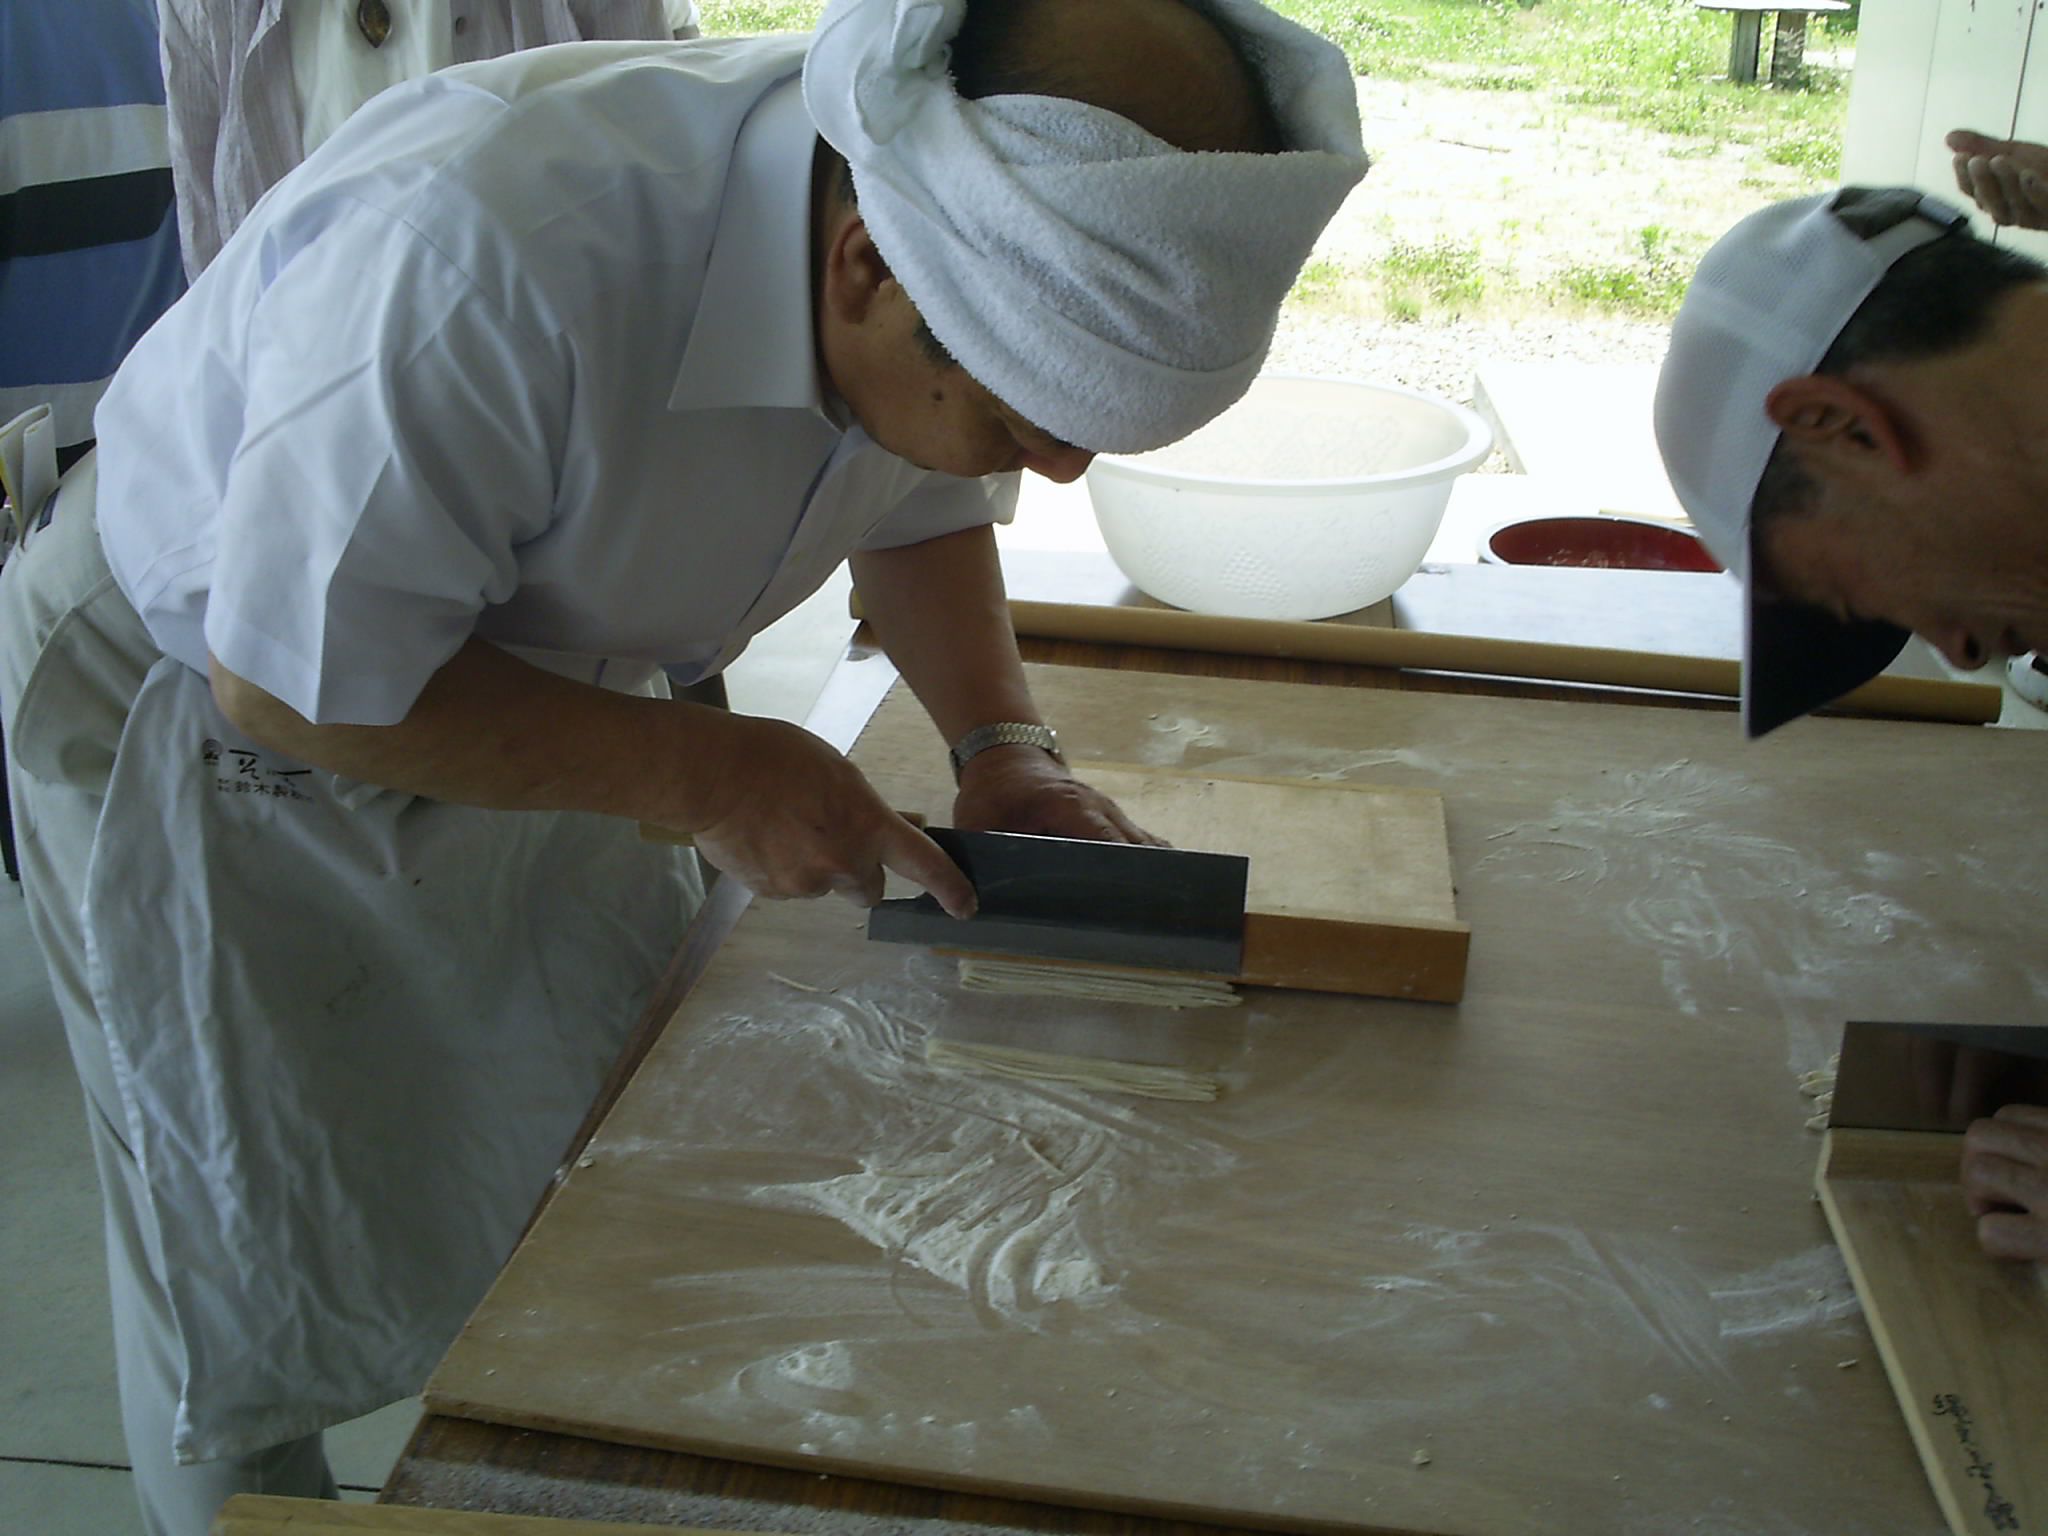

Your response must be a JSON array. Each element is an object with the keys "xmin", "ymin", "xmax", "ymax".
[
  {"xmin": 1289, "ymin": 256, "xmax": 1352, "ymax": 305},
  {"xmin": 697, "ymin": 0, "xmax": 820, "ymax": 32},
  {"xmin": 1361, "ymin": 226, "xmax": 1694, "ymax": 321},
  {"xmin": 1555, "ymin": 222, "xmax": 1696, "ymax": 316},
  {"xmin": 1290, "ymin": 238, "xmax": 1517, "ymax": 323},
  {"xmin": 1555, "ymin": 259, "xmax": 1682, "ymax": 312},
  {"xmin": 1379, "ymin": 237, "xmax": 1488, "ymax": 318}
]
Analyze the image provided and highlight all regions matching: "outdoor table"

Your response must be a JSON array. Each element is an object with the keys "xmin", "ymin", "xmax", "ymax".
[{"xmin": 1696, "ymin": 0, "xmax": 1848, "ymax": 84}]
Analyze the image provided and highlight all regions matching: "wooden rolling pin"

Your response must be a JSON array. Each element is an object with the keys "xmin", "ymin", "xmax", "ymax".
[{"xmin": 849, "ymin": 592, "xmax": 2003, "ymax": 727}]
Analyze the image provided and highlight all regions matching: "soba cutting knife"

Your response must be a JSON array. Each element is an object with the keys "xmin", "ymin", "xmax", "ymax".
[
  {"xmin": 866, "ymin": 827, "xmax": 1250, "ymax": 976},
  {"xmin": 1828, "ymin": 1021, "xmax": 2048, "ymax": 1133}
]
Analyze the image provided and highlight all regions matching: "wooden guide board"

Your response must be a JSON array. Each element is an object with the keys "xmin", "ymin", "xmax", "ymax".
[
  {"xmin": 956, "ymin": 764, "xmax": 1469, "ymax": 1001},
  {"xmin": 429, "ymin": 666, "xmax": 2048, "ymax": 1536},
  {"xmin": 1816, "ymin": 1130, "xmax": 2048, "ymax": 1535}
]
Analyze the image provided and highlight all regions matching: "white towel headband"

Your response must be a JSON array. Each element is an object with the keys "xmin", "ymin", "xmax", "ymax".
[{"xmin": 802, "ymin": 0, "xmax": 1370, "ymax": 453}]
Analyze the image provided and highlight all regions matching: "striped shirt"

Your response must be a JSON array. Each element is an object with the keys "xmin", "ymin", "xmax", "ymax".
[{"xmin": 0, "ymin": 0, "xmax": 187, "ymax": 454}]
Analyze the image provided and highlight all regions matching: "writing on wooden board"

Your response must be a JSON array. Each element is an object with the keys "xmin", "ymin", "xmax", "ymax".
[{"xmin": 1932, "ymin": 1394, "xmax": 2021, "ymax": 1533}]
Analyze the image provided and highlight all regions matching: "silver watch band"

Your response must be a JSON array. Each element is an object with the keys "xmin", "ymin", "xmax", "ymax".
[{"xmin": 949, "ymin": 721, "xmax": 1062, "ymax": 782}]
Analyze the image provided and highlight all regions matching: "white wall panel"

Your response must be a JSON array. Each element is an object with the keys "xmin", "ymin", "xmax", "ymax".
[
  {"xmin": 1842, "ymin": 0, "xmax": 1943, "ymax": 185},
  {"xmin": 1914, "ymin": 0, "xmax": 2034, "ymax": 234},
  {"xmin": 1998, "ymin": 0, "xmax": 2048, "ymax": 259}
]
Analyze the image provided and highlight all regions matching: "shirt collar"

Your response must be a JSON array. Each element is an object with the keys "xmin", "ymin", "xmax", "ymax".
[{"xmin": 668, "ymin": 75, "xmax": 826, "ymax": 417}]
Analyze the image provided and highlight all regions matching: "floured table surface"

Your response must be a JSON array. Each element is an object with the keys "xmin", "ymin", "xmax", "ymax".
[{"xmin": 428, "ymin": 667, "xmax": 2048, "ymax": 1536}]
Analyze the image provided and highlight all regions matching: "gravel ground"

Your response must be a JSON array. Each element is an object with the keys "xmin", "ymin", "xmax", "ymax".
[
  {"xmin": 1262, "ymin": 73, "xmax": 1837, "ymax": 413},
  {"xmin": 1266, "ymin": 308, "xmax": 1670, "ymax": 407}
]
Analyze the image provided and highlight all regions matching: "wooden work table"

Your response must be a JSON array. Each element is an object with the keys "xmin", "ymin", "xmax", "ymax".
[
  {"xmin": 385, "ymin": 631, "xmax": 1585, "ymax": 1534},
  {"xmin": 384, "ymin": 599, "xmax": 2037, "ymax": 1536}
]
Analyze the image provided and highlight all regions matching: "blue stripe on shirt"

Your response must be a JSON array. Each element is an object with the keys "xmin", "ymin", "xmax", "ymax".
[
  {"xmin": 0, "ymin": 204, "xmax": 186, "ymax": 386},
  {"xmin": 0, "ymin": 0, "xmax": 166, "ymax": 119}
]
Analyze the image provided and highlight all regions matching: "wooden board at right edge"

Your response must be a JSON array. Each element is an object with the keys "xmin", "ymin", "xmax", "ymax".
[{"xmin": 1817, "ymin": 1130, "xmax": 2048, "ymax": 1535}]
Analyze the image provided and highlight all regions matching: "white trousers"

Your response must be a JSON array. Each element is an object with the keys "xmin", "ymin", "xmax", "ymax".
[{"xmin": 0, "ymin": 452, "xmax": 340, "ymax": 1534}]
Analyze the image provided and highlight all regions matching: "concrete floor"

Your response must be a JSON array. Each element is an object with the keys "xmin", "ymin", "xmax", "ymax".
[{"xmin": 4, "ymin": 469, "xmax": 2040, "ymax": 1534}]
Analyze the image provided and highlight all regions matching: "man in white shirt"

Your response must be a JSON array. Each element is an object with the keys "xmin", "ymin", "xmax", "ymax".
[
  {"xmin": 0, "ymin": 1, "xmax": 1368, "ymax": 1531},
  {"xmin": 1653, "ymin": 186, "xmax": 2048, "ymax": 1268}
]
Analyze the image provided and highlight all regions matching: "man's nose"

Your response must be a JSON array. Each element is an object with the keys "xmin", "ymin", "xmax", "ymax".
[{"xmin": 1023, "ymin": 444, "xmax": 1096, "ymax": 484}]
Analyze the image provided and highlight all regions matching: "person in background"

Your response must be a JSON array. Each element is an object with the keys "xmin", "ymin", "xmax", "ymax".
[
  {"xmin": 0, "ymin": 0, "xmax": 189, "ymax": 885},
  {"xmin": 159, "ymin": 0, "xmax": 701, "ymax": 278},
  {"xmin": 1947, "ymin": 126, "xmax": 2048, "ymax": 231},
  {"xmin": 1652, "ymin": 185, "xmax": 2048, "ymax": 1264},
  {"xmin": 0, "ymin": 0, "xmax": 1369, "ymax": 1530},
  {"xmin": 0, "ymin": 0, "xmax": 185, "ymax": 468}
]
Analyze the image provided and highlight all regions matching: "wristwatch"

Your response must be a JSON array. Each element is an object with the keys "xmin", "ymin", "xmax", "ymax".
[{"xmin": 949, "ymin": 721, "xmax": 1062, "ymax": 783}]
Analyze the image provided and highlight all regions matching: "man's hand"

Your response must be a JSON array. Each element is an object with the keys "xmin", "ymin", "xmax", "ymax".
[
  {"xmin": 690, "ymin": 715, "xmax": 977, "ymax": 916},
  {"xmin": 1947, "ymin": 129, "xmax": 2048, "ymax": 229},
  {"xmin": 951, "ymin": 744, "xmax": 1165, "ymax": 844},
  {"xmin": 208, "ymin": 641, "xmax": 974, "ymax": 916},
  {"xmin": 1960, "ymin": 1103, "xmax": 2048, "ymax": 1261}
]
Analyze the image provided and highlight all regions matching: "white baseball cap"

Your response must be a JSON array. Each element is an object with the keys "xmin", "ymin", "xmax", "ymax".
[{"xmin": 1654, "ymin": 187, "xmax": 1971, "ymax": 737}]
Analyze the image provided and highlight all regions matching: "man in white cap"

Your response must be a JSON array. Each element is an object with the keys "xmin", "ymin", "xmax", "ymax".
[
  {"xmin": 0, "ymin": 1, "xmax": 1368, "ymax": 1529},
  {"xmin": 1653, "ymin": 187, "xmax": 2048, "ymax": 1265}
]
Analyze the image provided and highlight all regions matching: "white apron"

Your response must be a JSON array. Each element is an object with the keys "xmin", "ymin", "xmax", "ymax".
[{"xmin": 3, "ymin": 421, "xmax": 701, "ymax": 1461}]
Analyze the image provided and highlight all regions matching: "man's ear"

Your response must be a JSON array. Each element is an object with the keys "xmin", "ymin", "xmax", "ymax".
[
  {"xmin": 819, "ymin": 209, "xmax": 893, "ymax": 326},
  {"xmin": 1763, "ymin": 374, "xmax": 1914, "ymax": 475}
]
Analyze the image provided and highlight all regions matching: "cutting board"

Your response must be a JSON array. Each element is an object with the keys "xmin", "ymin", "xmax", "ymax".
[
  {"xmin": 939, "ymin": 763, "xmax": 1469, "ymax": 1001},
  {"xmin": 428, "ymin": 666, "xmax": 2048, "ymax": 1536},
  {"xmin": 1816, "ymin": 1130, "xmax": 2048, "ymax": 1535}
]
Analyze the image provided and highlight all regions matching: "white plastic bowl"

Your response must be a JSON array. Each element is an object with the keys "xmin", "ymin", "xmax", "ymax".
[{"xmin": 1084, "ymin": 374, "xmax": 1493, "ymax": 621}]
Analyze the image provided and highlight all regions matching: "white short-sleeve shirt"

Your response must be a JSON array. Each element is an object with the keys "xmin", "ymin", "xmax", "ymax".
[{"xmin": 94, "ymin": 37, "xmax": 1015, "ymax": 726}]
